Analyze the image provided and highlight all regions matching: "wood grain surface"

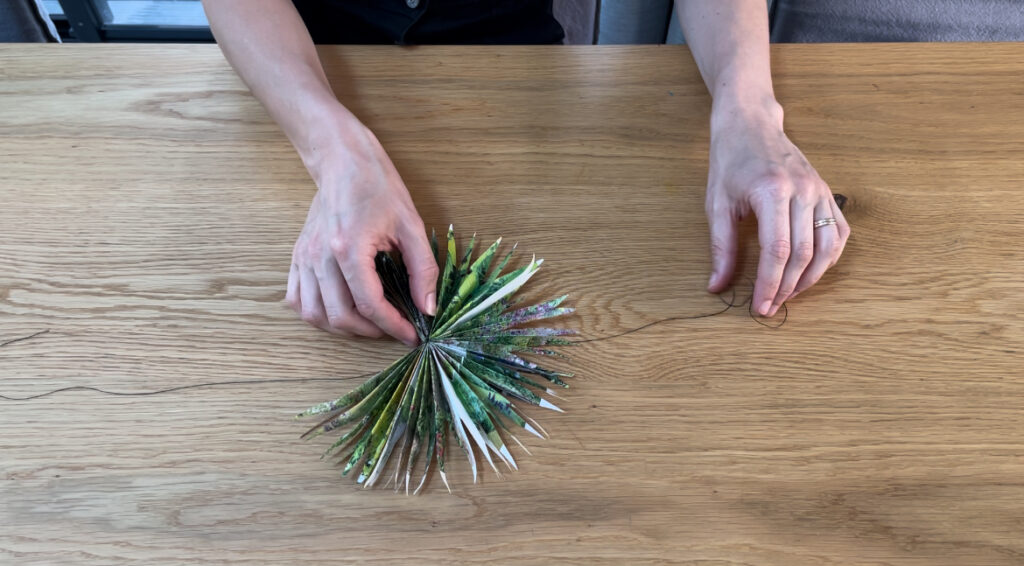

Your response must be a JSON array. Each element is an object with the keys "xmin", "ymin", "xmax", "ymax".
[{"xmin": 2, "ymin": 43, "xmax": 1024, "ymax": 565}]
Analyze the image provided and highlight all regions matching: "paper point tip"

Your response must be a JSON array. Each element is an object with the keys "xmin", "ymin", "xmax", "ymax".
[{"xmin": 539, "ymin": 398, "xmax": 564, "ymax": 412}]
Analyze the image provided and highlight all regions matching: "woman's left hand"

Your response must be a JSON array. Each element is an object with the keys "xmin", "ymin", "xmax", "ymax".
[{"xmin": 704, "ymin": 100, "xmax": 850, "ymax": 317}]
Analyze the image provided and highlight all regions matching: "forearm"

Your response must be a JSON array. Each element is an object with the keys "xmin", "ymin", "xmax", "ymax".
[
  {"xmin": 674, "ymin": 0, "xmax": 782, "ymax": 128},
  {"xmin": 675, "ymin": 1, "xmax": 848, "ymax": 309},
  {"xmin": 201, "ymin": 0, "xmax": 358, "ymax": 181}
]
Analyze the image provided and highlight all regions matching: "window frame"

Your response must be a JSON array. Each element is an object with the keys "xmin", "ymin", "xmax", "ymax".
[{"xmin": 56, "ymin": 0, "xmax": 213, "ymax": 42}]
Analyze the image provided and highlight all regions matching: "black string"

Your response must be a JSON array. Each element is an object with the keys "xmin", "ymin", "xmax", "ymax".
[
  {"xmin": 0, "ymin": 284, "xmax": 787, "ymax": 401},
  {"xmin": 572, "ymin": 283, "xmax": 786, "ymax": 344},
  {"xmin": 0, "ymin": 329, "xmax": 49, "ymax": 348},
  {"xmin": 572, "ymin": 288, "xmax": 737, "ymax": 344},
  {"xmin": 0, "ymin": 374, "xmax": 376, "ymax": 402}
]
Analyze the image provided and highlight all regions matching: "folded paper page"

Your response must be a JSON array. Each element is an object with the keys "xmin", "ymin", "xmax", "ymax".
[{"xmin": 298, "ymin": 226, "xmax": 574, "ymax": 494}]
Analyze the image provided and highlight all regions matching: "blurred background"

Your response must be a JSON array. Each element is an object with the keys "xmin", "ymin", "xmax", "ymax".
[
  {"xmin": 2, "ymin": 1, "xmax": 1023, "ymax": 44},
  {"xmin": 9, "ymin": 0, "xmax": 761, "ymax": 45}
]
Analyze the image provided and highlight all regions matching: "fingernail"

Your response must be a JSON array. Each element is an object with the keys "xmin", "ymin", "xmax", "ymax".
[
  {"xmin": 708, "ymin": 272, "xmax": 717, "ymax": 288},
  {"xmin": 769, "ymin": 303, "xmax": 780, "ymax": 317},
  {"xmin": 759, "ymin": 300, "xmax": 773, "ymax": 316},
  {"xmin": 426, "ymin": 292, "xmax": 437, "ymax": 316}
]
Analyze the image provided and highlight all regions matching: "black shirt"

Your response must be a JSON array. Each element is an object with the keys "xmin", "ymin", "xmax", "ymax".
[{"xmin": 291, "ymin": 0, "xmax": 565, "ymax": 45}]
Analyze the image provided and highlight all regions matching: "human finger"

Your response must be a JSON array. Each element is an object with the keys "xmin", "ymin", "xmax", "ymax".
[
  {"xmin": 398, "ymin": 221, "xmax": 439, "ymax": 316},
  {"xmin": 752, "ymin": 196, "xmax": 791, "ymax": 316},
  {"xmin": 299, "ymin": 267, "xmax": 332, "ymax": 332},
  {"xmin": 791, "ymin": 198, "xmax": 843, "ymax": 297},
  {"xmin": 768, "ymin": 198, "xmax": 814, "ymax": 316},
  {"xmin": 315, "ymin": 257, "xmax": 383, "ymax": 338},
  {"xmin": 338, "ymin": 243, "xmax": 419, "ymax": 346},
  {"xmin": 285, "ymin": 262, "xmax": 300, "ymax": 311},
  {"xmin": 830, "ymin": 194, "xmax": 851, "ymax": 265},
  {"xmin": 705, "ymin": 198, "xmax": 740, "ymax": 293}
]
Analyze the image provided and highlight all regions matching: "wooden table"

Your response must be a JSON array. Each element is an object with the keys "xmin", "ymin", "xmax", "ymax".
[{"xmin": 2, "ymin": 43, "xmax": 1023, "ymax": 565}]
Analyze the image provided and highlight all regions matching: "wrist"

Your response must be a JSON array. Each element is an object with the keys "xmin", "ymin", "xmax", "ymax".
[
  {"xmin": 296, "ymin": 102, "xmax": 371, "ymax": 187},
  {"xmin": 706, "ymin": 60, "xmax": 783, "ymax": 129},
  {"xmin": 711, "ymin": 91, "xmax": 784, "ymax": 136}
]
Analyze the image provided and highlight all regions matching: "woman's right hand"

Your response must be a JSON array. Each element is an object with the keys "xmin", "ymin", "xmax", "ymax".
[{"xmin": 285, "ymin": 118, "xmax": 438, "ymax": 346}]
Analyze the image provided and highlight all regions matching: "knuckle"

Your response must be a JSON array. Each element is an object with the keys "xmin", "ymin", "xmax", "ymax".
[
  {"xmin": 793, "ymin": 240, "xmax": 814, "ymax": 264},
  {"xmin": 760, "ymin": 164, "xmax": 787, "ymax": 183},
  {"xmin": 705, "ymin": 197, "xmax": 729, "ymax": 217},
  {"xmin": 709, "ymin": 237, "xmax": 733, "ymax": 259},
  {"xmin": 328, "ymin": 236, "xmax": 348, "ymax": 256},
  {"xmin": 766, "ymin": 238, "xmax": 791, "ymax": 262},
  {"xmin": 325, "ymin": 309, "xmax": 346, "ymax": 329},
  {"xmin": 776, "ymin": 285, "xmax": 796, "ymax": 300},
  {"xmin": 829, "ymin": 236, "xmax": 845, "ymax": 257},
  {"xmin": 417, "ymin": 262, "xmax": 440, "ymax": 280},
  {"xmin": 301, "ymin": 310, "xmax": 324, "ymax": 325},
  {"xmin": 786, "ymin": 169, "xmax": 812, "ymax": 189},
  {"xmin": 754, "ymin": 170, "xmax": 791, "ymax": 196},
  {"xmin": 305, "ymin": 243, "xmax": 325, "ymax": 264},
  {"xmin": 750, "ymin": 186, "xmax": 791, "ymax": 212},
  {"xmin": 793, "ymin": 183, "xmax": 818, "ymax": 204},
  {"xmin": 408, "ymin": 218, "xmax": 427, "ymax": 235},
  {"xmin": 354, "ymin": 301, "xmax": 376, "ymax": 319}
]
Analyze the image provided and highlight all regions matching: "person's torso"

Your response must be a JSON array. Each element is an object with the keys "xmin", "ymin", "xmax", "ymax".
[{"xmin": 292, "ymin": 0, "xmax": 564, "ymax": 45}]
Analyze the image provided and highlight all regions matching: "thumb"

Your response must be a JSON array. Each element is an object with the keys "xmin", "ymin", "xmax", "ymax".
[
  {"xmin": 399, "ymin": 224, "xmax": 440, "ymax": 316},
  {"xmin": 706, "ymin": 205, "xmax": 739, "ymax": 293}
]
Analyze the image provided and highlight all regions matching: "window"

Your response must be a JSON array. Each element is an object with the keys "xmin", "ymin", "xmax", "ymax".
[{"xmin": 55, "ymin": 0, "xmax": 213, "ymax": 42}]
